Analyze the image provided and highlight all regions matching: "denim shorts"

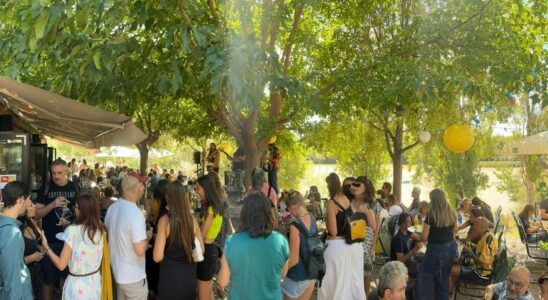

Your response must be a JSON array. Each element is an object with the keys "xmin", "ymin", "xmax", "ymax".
[{"xmin": 281, "ymin": 277, "xmax": 315, "ymax": 298}]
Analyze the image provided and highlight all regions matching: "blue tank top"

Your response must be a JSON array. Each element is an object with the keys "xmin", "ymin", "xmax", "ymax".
[{"xmin": 287, "ymin": 216, "xmax": 317, "ymax": 281}]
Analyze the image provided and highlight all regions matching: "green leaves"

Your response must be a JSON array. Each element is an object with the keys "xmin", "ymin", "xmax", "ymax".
[
  {"xmin": 35, "ymin": 10, "xmax": 49, "ymax": 39},
  {"xmin": 93, "ymin": 51, "xmax": 101, "ymax": 70}
]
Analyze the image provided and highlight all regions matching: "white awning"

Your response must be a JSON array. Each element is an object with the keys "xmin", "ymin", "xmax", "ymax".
[{"xmin": 0, "ymin": 76, "xmax": 146, "ymax": 148}]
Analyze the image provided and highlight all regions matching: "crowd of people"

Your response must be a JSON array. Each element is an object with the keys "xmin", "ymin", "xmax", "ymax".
[{"xmin": 1, "ymin": 155, "xmax": 547, "ymax": 300}]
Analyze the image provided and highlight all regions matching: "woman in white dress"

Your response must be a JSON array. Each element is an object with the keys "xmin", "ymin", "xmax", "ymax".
[
  {"xmin": 318, "ymin": 173, "xmax": 365, "ymax": 300},
  {"xmin": 41, "ymin": 194, "xmax": 103, "ymax": 300}
]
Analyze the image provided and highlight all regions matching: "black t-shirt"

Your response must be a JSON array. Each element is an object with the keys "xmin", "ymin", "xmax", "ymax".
[
  {"xmin": 425, "ymin": 212, "xmax": 454, "ymax": 244},
  {"xmin": 37, "ymin": 181, "xmax": 78, "ymax": 242},
  {"xmin": 391, "ymin": 230, "xmax": 411, "ymax": 260},
  {"xmin": 232, "ymin": 148, "xmax": 245, "ymax": 171}
]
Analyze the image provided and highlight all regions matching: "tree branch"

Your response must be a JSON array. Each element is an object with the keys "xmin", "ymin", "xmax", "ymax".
[
  {"xmin": 427, "ymin": 0, "xmax": 493, "ymax": 45},
  {"xmin": 274, "ymin": 110, "xmax": 298, "ymax": 128},
  {"xmin": 261, "ymin": 0, "xmax": 273, "ymax": 49},
  {"xmin": 207, "ymin": 103, "xmax": 244, "ymax": 143},
  {"xmin": 402, "ymin": 139, "xmax": 420, "ymax": 152},
  {"xmin": 366, "ymin": 120, "xmax": 385, "ymax": 133},
  {"xmin": 282, "ymin": 1, "xmax": 305, "ymax": 71},
  {"xmin": 221, "ymin": 89, "xmax": 246, "ymax": 123},
  {"xmin": 177, "ymin": 0, "xmax": 193, "ymax": 27},
  {"xmin": 207, "ymin": 0, "xmax": 220, "ymax": 24},
  {"xmin": 268, "ymin": 0, "xmax": 284, "ymax": 51},
  {"xmin": 384, "ymin": 130, "xmax": 394, "ymax": 158},
  {"xmin": 366, "ymin": 108, "xmax": 395, "ymax": 140},
  {"xmin": 309, "ymin": 83, "xmax": 336, "ymax": 101}
]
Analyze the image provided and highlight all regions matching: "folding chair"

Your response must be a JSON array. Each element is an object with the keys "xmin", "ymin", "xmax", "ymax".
[
  {"xmin": 453, "ymin": 231, "xmax": 507, "ymax": 299},
  {"xmin": 511, "ymin": 211, "xmax": 548, "ymax": 265},
  {"xmin": 374, "ymin": 217, "xmax": 391, "ymax": 266}
]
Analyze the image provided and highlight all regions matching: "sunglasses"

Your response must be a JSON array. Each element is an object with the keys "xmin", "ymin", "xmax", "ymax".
[{"xmin": 351, "ymin": 182, "xmax": 363, "ymax": 187}]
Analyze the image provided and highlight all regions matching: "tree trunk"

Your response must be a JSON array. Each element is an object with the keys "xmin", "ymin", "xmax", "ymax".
[
  {"xmin": 136, "ymin": 142, "xmax": 149, "ymax": 176},
  {"xmin": 392, "ymin": 120, "xmax": 404, "ymax": 202},
  {"xmin": 520, "ymin": 155, "xmax": 535, "ymax": 204}
]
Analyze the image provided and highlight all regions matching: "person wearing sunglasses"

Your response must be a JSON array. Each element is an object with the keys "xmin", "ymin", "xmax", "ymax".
[
  {"xmin": 349, "ymin": 176, "xmax": 377, "ymax": 296},
  {"xmin": 484, "ymin": 265, "xmax": 533, "ymax": 300},
  {"xmin": 342, "ymin": 177, "xmax": 355, "ymax": 201}
]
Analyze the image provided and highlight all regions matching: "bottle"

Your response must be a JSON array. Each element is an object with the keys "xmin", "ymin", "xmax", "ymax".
[
  {"xmin": 458, "ymin": 213, "xmax": 463, "ymax": 225},
  {"xmin": 413, "ymin": 215, "xmax": 419, "ymax": 228}
]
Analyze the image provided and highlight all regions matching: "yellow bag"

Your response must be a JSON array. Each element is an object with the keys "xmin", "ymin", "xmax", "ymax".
[
  {"xmin": 101, "ymin": 230, "xmax": 113, "ymax": 300},
  {"xmin": 332, "ymin": 199, "xmax": 368, "ymax": 244}
]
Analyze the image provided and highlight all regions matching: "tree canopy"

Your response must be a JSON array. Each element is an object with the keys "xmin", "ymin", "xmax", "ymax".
[{"xmin": 0, "ymin": 0, "xmax": 545, "ymax": 194}]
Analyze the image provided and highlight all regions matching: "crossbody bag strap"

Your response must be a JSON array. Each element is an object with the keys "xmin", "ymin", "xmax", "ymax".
[
  {"xmin": 330, "ymin": 198, "xmax": 349, "ymax": 233},
  {"xmin": 331, "ymin": 198, "xmax": 346, "ymax": 212}
]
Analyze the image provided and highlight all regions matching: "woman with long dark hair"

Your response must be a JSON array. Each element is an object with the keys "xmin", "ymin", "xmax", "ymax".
[
  {"xmin": 518, "ymin": 204, "xmax": 547, "ymax": 242},
  {"xmin": 218, "ymin": 192, "xmax": 289, "ymax": 299},
  {"xmin": 415, "ymin": 189, "xmax": 457, "ymax": 300},
  {"xmin": 207, "ymin": 171, "xmax": 235, "ymax": 253},
  {"xmin": 18, "ymin": 200, "xmax": 44, "ymax": 299},
  {"xmin": 195, "ymin": 174, "xmax": 225, "ymax": 300},
  {"xmin": 153, "ymin": 181, "xmax": 204, "ymax": 300},
  {"xmin": 145, "ymin": 178, "xmax": 170, "ymax": 296},
  {"xmin": 319, "ymin": 173, "xmax": 365, "ymax": 300},
  {"xmin": 349, "ymin": 176, "xmax": 377, "ymax": 296},
  {"xmin": 40, "ymin": 194, "xmax": 104, "ymax": 300}
]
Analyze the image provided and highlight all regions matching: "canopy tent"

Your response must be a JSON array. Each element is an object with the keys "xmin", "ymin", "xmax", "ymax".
[
  {"xmin": 502, "ymin": 131, "xmax": 548, "ymax": 155},
  {"xmin": 95, "ymin": 146, "xmax": 173, "ymax": 158},
  {"xmin": 0, "ymin": 76, "xmax": 146, "ymax": 148}
]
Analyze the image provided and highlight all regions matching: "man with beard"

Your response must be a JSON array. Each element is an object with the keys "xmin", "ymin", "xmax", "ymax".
[{"xmin": 35, "ymin": 158, "xmax": 78, "ymax": 300}]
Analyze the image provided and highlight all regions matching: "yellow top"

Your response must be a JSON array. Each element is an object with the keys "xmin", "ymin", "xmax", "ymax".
[
  {"xmin": 472, "ymin": 231, "xmax": 498, "ymax": 276},
  {"xmin": 204, "ymin": 206, "xmax": 223, "ymax": 240}
]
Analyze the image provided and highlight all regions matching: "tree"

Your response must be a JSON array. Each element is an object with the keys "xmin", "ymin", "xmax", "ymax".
[
  {"xmin": 307, "ymin": 0, "xmax": 546, "ymax": 201},
  {"xmin": 0, "ymin": 1, "xmax": 221, "ymax": 174},
  {"xmin": 301, "ymin": 115, "xmax": 390, "ymax": 185}
]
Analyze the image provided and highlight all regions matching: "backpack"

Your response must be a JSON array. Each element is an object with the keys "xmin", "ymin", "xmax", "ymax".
[
  {"xmin": 332, "ymin": 198, "xmax": 368, "ymax": 244},
  {"xmin": 291, "ymin": 219, "xmax": 326, "ymax": 284}
]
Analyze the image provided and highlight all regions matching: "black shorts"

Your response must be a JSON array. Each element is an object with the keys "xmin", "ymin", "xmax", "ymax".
[
  {"xmin": 42, "ymin": 242, "xmax": 69, "ymax": 285},
  {"xmin": 197, "ymin": 244, "xmax": 219, "ymax": 281}
]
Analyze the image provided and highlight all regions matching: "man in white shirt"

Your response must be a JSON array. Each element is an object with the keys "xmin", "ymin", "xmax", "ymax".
[{"xmin": 105, "ymin": 172, "xmax": 151, "ymax": 300}]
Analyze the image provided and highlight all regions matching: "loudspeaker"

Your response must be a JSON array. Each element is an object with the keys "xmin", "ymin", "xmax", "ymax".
[
  {"xmin": 32, "ymin": 134, "xmax": 41, "ymax": 144},
  {"xmin": 0, "ymin": 115, "xmax": 12, "ymax": 131},
  {"xmin": 193, "ymin": 151, "xmax": 201, "ymax": 164}
]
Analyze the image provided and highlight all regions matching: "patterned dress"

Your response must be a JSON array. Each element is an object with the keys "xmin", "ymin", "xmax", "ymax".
[
  {"xmin": 359, "ymin": 203, "xmax": 376, "ymax": 276},
  {"xmin": 62, "ymin": 225, "xmax": 103, "ymax": 300}
]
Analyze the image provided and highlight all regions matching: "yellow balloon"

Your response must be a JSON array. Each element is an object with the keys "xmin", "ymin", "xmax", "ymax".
[
  {"xmin": 443, "ymin": 124, "xmax": 474, "ymax": 153},
  {"xmin": 218, "ymin": 143, "xmax": 229, "ymax": 151},
  {"xmin": 526, "ymin": 74, "xmax": 534, "ymax": 83},
  {"xmin": 269, "ymin": 136, "xmax": 277, "ymax": 144}
]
